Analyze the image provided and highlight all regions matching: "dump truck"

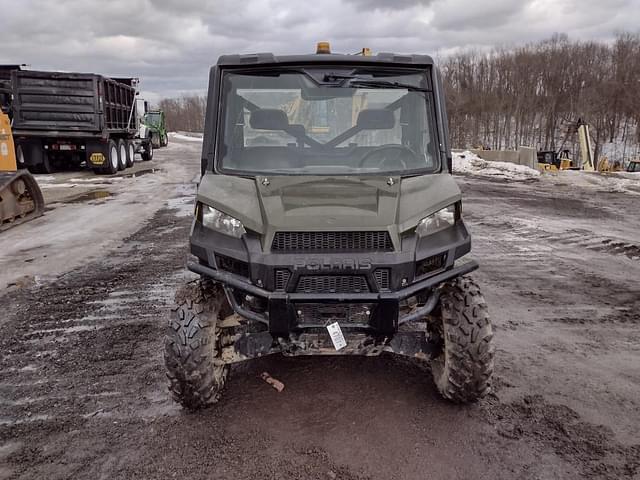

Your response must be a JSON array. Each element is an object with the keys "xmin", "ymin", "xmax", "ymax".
[
  {"xmin": 0, "ymin": 110, "xmax": 45, "ymax": 231},
  {"xmin": 10, "ymin": 70, "xmax": 153, "ymax": 174},
  {"xmin": 0, "ymin": 65, "xmax": 22, "ymax": 116},
  {"xmin": 164, "ymin": 43, "xmax": 495, "ymax": 409}
]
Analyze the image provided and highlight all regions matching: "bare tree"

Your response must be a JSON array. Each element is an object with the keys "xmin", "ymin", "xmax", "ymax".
[
  {"xmin": 158, "ymin": 95, "xmax": 207, "ymax": 133},
  {"xmin": 442, "ymin": 33, "xmax": 640, "ymax": 164}
]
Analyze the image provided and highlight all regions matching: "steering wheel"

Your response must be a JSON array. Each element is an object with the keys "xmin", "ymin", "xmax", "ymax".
[{"xmin": 358, "ymin": 144, "xmax": 413, "ymax": 170}]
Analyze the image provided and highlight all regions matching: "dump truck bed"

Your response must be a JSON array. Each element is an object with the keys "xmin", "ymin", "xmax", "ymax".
[{"xmin": 10, "ymin": 70, "xmax": 136, "ymax": 137}]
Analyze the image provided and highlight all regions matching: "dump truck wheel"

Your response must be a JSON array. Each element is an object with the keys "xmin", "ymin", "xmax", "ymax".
[
  {"xmin": 104, "ymin": 140, "xmax": 119, "ymax": 174},
  {"xmin": 117, "ymin": 140, "xmax": 127, "ymax": 171},
  {"xmin": 161, "ymin": 133, "xmax": 168, "ymax": 147},
  {"xmin": 31, "ymin": 152, "xmax": 54, "ymax": 174},
  {"xmin": 429, "ymin": 276, "xmax": 494, "ymax": 403},
  {"xmin": 141, "ymin": 141, "xmax": 153, "ymax": 161},
  {"xmin": 164, "ymin": 279, "xmax": 230, "ymax": 410},
  {"xmin": 16, "ymin": 145, "xmax": 26, "ymax": 168},
  {"xmin": 125, "ymin": 140, "xmax": 135, "ymax": 168}
]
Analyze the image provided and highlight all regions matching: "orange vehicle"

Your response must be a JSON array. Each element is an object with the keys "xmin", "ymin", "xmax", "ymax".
[{"xmin": 0, "ymin": 110, "xmax": 44, "ymax": 231}]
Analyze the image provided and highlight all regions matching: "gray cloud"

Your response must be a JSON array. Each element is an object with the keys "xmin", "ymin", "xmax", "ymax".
[
  {"xmin": 343, "ymin": 0, "xmax": 433, "ymax": 10},
  {"xmin": 431, "ymin": 0, "xmax": 527, "ymax": 31},
  {"xmin": 1, "ymin": 0, "xmax": 638, "ymax": 103}
]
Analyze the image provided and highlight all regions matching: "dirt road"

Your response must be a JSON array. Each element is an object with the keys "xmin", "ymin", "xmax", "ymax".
[{"xmin": 1, "ymin": 138, "xmax": 638, "ymax": 480}]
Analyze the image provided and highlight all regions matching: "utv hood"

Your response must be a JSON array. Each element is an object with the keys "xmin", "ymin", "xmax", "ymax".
[{"xmin": 197, "ymin": 174, "xmax": 461, "ymax": 246}]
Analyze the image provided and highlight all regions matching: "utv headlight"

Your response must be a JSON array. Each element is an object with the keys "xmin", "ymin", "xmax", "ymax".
[
  {"xmin": 200, "ymin": 204, "xmax": 246, "ymax": 238},
  {"xmin": 416, "ymin": 203, "xmax": 458, "ymax": 237}
]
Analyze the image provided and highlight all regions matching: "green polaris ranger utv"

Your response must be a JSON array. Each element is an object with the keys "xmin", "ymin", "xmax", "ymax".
[{"xmin": 164, "ymin": 44, "xmax": 495, "ymax": 409}]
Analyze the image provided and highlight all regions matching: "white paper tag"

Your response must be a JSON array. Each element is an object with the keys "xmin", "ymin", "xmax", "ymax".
[{"xmin": 326, "ymin": 322, "xmax": 347, "ymax": 351}]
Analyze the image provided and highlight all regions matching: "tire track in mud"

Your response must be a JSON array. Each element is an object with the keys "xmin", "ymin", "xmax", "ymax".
[
  {"xmin": 463, "ymin": 178, "xmax": 640, "ymax": 479},
  {"xmin": 475, "ymin": 219, "xmax": 640, "ymax": 261},
  {"xmin": 461, "ymin": 176, "xmax": 640, "ymax": 262},
  {"xmin": 483, "ymin": 395, "xmax": 640, "ymax": 480},
  {"xmin": 470, "ymin": 211, "xmax": 640, "ymax": 326},
  {"xmin": 2, "ymin": 165, "xmax": 639, "ymax": 479},
  {"xmin": 0, "ymin": 197, "xmax": 370, "ymax": 480},
  {"xmin": 0, "ymin": 203, "xmax": 191, "ymax": 446},
  {"xmin": 473, "ymin": 229, "xmax": 640, "ymax": 478}
]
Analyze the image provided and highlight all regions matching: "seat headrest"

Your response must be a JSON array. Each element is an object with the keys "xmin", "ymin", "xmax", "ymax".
[
  {"xmin": 249, "ymin": 109, "xmax": 290, "ymax": 130},
  {"xmin": 356, "ymin": 109, "xmax": 395, "ymax": 130}
]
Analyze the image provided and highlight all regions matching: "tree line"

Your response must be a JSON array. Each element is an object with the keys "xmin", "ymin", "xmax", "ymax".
[
  {"xmin": 442, "ymin": 32, "xmax": 640, "ymax": 164},
  {"xmin": 157, "ymin": 96, "xmax": 207, "ymax": 134},
  {"xmin": 158, "ymin": 33, "xmax": 640, "ymax": 163}
]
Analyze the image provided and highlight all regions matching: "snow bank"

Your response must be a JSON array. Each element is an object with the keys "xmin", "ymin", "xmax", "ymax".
[
  {"xmin": 452, "ymin": 150, "xmax": 541, "ymax": 180},
  {"xmin": 549, "ymin": 170, "xmax": 640, "ymax": 195},
  {"xmin": 168, "ymin": 132, "xmax": 203, "ymax": 143}
]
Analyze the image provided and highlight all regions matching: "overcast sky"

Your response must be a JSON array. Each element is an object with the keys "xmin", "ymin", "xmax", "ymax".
[{"xmin": 2, "ymin": 0, "xmax": 638, "ymax": 103}]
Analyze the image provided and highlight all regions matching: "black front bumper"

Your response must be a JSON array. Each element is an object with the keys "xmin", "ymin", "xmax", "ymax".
[
  {"xmin": 188, "ymin": 259, "xmax": 478, "ymax": 335},
  {"xmin": 189, "ymin": 219, "xmax": 475, "ymax": 336}
]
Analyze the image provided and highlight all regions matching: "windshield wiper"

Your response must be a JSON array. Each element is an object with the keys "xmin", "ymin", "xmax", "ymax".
[
  {"xmin": 323, "ymin": 74, "xmax": 356, "ymax": 82},
  {"xmin": 347, "ymin": 79, "xmax": 429, "ymax": 92},
  {"xmin": 323, "ymin": 74, "xmax": 428, "ymax": 92}
]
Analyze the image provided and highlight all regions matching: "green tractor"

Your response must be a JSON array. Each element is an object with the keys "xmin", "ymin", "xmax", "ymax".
[{"xmin": 142, "ymin": 110, "xmax": 168, "ymax": 148}]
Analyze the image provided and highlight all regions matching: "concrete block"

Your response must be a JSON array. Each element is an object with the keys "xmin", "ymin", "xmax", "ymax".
[{"xmin": 518, "ymin": 146, "xmax": 537, "ymax": 169}]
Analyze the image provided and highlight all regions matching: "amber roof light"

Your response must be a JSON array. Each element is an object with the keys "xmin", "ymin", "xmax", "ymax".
[{"xmin": 316, "ymin": 42, "xmax": 331, "ymax": 54}]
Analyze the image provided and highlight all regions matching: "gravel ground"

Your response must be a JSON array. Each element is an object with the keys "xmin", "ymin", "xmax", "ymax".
[{"xmin": 0, "ymin": 138, "xmax": 638, "ymax": 480}]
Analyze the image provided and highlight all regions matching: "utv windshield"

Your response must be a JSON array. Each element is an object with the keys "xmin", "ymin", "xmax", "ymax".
[{"xmin": 217, "ymin": 68, "xmax": 440, "ymax": 176}]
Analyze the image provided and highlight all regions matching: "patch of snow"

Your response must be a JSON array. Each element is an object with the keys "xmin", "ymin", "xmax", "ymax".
[
  {"xmin": 452, "ymin": 150, "xmax": 540, "ymax": 180},
  {"xmin": 67, "ymin": 177, "xmax": 124, "ymax": 183},
  {"xmin": 548, "ymin": 170, "xmax": 640, "ymax": 195},
  {"xmin": 169, "ymin": 132, "xmax": 203, "ymax": 143},
  {"xmin": 37, "ymin": 183, "xmax": 83, "ymax": 189},
  {"xmin": 612, "ymin": 171, "xmax": 640, "ymax": 179},
  {"xmin": 30, "ymin": 175, "xmax": 56, "ymax": 183}
]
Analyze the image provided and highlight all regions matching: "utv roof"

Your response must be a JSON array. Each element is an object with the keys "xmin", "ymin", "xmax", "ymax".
[{"xmin": 216, "ymin": 53, "xmax": 435, "ymax": 67}]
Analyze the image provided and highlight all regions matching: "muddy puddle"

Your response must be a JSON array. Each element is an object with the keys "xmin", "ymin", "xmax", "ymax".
[
  {"xmin": 66, "ymin": 190, "xmax": 115, "ymax": 203},
  {"xmin": 126, "ymin": 168, "xmax": 166, "ymax": 178}
]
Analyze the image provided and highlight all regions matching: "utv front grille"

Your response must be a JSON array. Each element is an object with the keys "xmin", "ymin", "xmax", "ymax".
[
  {"xmin": 215, "ymin": 254, "xmax": 249, "ymax": 278},
  {"xmin": 416, "ymin": 253, "xmax": 446, "ymax": 277},
  {"xmin": 274, "ymin": 269, "xmax": 291, "ymax": 291},
  {"xmin": 271, "ymin": 231, "xmax": 393, "ymax": 252},
  {"xmin": 374, "ymin": 268, "xmax": 390, "ymax": 291},
  {"xmin": 295, "ymin": 275, "xmax": 370, "ymax": 294},
  {"xmin": 296, "ymin": 303, "xmax": 375, "ymax": 325}
]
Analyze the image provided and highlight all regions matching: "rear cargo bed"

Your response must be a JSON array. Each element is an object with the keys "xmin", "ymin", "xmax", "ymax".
[{"xmin": 11, "ymin": 70, "xmax": 136, "ymax": 135}]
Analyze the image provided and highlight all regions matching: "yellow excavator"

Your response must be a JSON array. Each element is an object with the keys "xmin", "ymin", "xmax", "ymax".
[{"xmin": 0, "ymin": 110, "xmax": 44, "ymax": 231}]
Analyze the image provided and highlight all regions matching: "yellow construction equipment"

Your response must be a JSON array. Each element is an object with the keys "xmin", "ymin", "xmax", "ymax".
[
  {"xmin": 537, "ymin": 120, "xmax": 596, "ymax": 172},
  {"xmin": 536, "ymin": 149, "xmax": 573, "ymax": 172},
  {"xmin": 627, "ymin": 159, "xmax": 640, "ymax": 173},
  {"xmin": 596, "ymin": 156, "xmax": 622, "ymax": 173},
  {"xmin": 0, "ymin": 110, "xmax": 44, "ymax": 231}
]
